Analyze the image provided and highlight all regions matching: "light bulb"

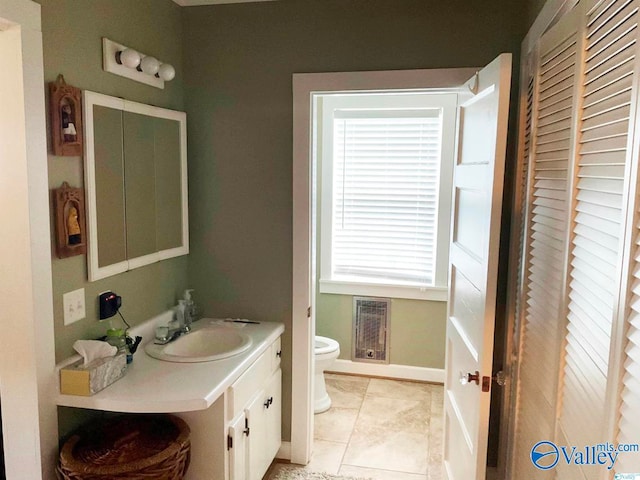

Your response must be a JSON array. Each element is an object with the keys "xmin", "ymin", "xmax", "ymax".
[
  {"xmin": 117, "ymin": 49, "xmax": 141, "ymax": 69},
  {"xmin": 139, "ymin": 56, "xmax": 160, "ymax": 75},
  {"xmin": 157, "ymin": 63, "xmax": 176, "ymax": 81}
]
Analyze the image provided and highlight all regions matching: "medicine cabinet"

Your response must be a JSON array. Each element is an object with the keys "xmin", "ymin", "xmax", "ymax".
[{"xmin": 83, "ymin": 91, "xmax": 188, "ymax": 281}]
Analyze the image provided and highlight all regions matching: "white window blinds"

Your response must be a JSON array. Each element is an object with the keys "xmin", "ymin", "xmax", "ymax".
[
  {"xmin": 319, "ymin": 92, "xmax": 457, "ymax": 300},
  {"xmin": 331, "ymin": 111, "xmax": 442, "ymax": 286}
]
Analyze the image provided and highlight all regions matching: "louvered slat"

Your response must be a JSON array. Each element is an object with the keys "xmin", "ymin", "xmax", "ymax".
[{"xmin": 559, "ymin": 3, "xmax": 637, "ymax": 478}]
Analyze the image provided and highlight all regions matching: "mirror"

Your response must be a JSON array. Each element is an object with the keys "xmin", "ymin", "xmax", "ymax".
[{"xmin": 83, "ymin": 91, "xmax": 188, "ymax": 281}]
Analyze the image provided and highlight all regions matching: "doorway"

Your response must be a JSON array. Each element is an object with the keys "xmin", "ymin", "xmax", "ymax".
[
  {"xmin": 291, "ymin": 68, "xmax": 476, "ymax": 466},
  {"xmin": 292, "ymin": 56, "xmax": 512, "ymax": 480},
  {"xmin": 307, "ymin": 87, "xmax": 457, "ymax": 478}
]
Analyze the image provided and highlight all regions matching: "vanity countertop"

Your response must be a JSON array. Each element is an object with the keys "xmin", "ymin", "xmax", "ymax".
[{"xmin": 56, "ymin": 317, "xmax": 284, "ymax": 413}]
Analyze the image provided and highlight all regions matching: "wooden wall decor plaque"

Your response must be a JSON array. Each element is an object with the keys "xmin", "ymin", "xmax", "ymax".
[
  {"xmin": 54, "ymin": 182, "xmax": 87, "ymax": 258},
  {"xmin": 50, "ymin": 74, "xmax": 83, "ymax": 156}
]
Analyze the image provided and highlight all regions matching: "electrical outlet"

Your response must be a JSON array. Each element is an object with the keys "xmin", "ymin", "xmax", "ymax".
[{"xmin": 63, "ymin": 288, "xmax": 85, "ymax": 325}]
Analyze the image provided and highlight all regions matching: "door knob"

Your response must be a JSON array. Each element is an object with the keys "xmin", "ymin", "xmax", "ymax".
[
  {"xmin": 459, "ymin": 371, "xmax": 480, "ymax": 385},
  {"xmin": 492, "ymin": 370, "xmax": 507, "ymax": 386}
]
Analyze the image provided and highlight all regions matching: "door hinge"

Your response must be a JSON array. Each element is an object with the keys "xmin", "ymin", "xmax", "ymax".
[
  {"xmin": 307, "ymin": 306, "xmax": 311, "ymax": 318},
  {"xmin": 243, "ymin": 418, "xmax": 250, "ymax": 436},
  {"xmin": 227, "ymin": 434, "xmax": 233, "ymax": 450}
]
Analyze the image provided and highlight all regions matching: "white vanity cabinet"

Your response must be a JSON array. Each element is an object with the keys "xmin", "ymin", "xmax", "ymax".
[
  {"xmin": 227, "ymin": 337, "xmax": 282, "ymax": 480},
  {"xmin": 57, "ymin": 317, "xmax": 285, "ymax": 480}
]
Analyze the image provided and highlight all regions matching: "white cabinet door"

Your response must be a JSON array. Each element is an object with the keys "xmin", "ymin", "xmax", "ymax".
[
  {"xmin": 245, "ymin": 369, "xmax": 283, "ymax": 480},
  {"xmin": 264, "ymin": 369, "xmax": 282, "ymax": 464},
  {"xmin": 227, "ymin": 337, "xmax": 283, "ymax": 480},
  {"xmin": 444, "ymin": 53, "xmax": 512, "ymax": 480},
  {"xmin": 245, "ymin": 390, "xmax": 270, "ymax": 480},
  {"xmin": 228, "ymin": 413, "xmax": 247, "ymax": 480}
]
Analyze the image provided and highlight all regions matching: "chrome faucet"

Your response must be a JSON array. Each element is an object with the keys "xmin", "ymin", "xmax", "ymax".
[
  {"xmin": 154, "ymin": 304, "xmax": 191, "ymax": 345},
  {"xmin": 153, "ymin": 325, "xmax": 185, "ymax": 345}
]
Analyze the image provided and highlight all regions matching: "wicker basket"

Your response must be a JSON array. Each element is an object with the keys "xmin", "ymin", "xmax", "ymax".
[{"xmin": 57, "ymin": 414, "xmax": 190, "ymax": 480}]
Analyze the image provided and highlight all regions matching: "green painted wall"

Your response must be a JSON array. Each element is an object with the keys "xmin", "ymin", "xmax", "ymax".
[
  {"xmin": 183, "ymin": 0, "xmax": 529, "ymax": 443},
  {"xmin": 25, "ymin": 0, "xmax": 543, "ymax": 455},
  {"xmin": 316, "ymin": 294, "xmax": 447, "ymax": 368},
  {"xmin": 38, "ymin": 0, "xmax": 187, "ymax": 362}
]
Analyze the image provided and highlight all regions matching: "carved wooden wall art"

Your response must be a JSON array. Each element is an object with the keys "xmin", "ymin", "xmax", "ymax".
[
  {"xmin": 49, "ymin": 74, "xmax": 83, "ymax": 156},
  {"xmin": 54, "ymin": 182, "xmax": 87, "ymax": 258}
]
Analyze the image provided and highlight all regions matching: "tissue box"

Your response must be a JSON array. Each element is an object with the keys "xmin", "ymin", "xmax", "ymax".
[{"xmin": 60, "ymin": 353, "xmax": 127, "ymax": 396}]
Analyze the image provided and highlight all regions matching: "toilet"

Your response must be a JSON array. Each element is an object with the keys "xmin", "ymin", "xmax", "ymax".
[{"xmin": 314, "ymin": 335, "xmax": 340, "ymax": 414}]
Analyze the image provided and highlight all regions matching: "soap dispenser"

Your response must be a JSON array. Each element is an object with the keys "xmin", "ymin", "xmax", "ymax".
[
  {"xmin": 175, "ymin": 300, "xmax": 187, "ymax": 332},
  {"xmin": 183, "ymin": 289, "xmax": 197, "ymax": 329}
]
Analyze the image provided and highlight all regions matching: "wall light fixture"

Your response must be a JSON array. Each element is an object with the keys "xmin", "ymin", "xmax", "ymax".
[{"xmin": 103, "ymin": 38, "xmax": 175, "ymax": 89}]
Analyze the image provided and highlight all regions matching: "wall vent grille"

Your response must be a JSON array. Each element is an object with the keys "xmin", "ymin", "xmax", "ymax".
[{"xmin": 352, "ymin": 296, "xmax": 390, "ymax": 364}]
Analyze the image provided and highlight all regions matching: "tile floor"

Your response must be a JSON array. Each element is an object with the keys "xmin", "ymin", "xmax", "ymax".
[{"xmin": 269, "ymin": 374, "xmax": 444, "ymax": 480}]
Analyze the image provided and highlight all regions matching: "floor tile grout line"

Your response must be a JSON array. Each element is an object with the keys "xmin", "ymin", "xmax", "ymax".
[
  {"xmin": 337, "ymin": 376, "xmax": 369, "ymax": 472},
  {"xmin": 340, "ymin": 460, "xmax": 431, "ymax": 477},
  {"xmin": 342, "ymin": 377, "xmax": 429, "ymax": 477},
  {"xmin": 350, "ymin": 379, "xmax": 420, "ymax": 477}
]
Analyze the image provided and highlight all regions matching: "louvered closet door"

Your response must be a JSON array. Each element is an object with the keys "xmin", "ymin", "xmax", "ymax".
[
  {"xmin": 556, "ymin": 2, "xmax": 638, "ymax": 479},
  {"xmin": 612, "ymin": 0, "xmax": 640, "ymax": 471},
  {"xmin": 513, "ymin": 9, "xmax": 580, "ymax": 479},
  {"xmin": 512, "ymin": 0, "xmax": 640, "ymax": 478}
]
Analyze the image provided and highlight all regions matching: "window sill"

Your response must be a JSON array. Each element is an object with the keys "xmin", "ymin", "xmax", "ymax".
[{"xmin": 318, "ymin": 278, "xmax": 447, "ymax": 302}]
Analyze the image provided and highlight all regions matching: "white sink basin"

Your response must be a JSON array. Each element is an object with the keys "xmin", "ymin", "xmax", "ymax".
[{"xmin": 145, "ymin": 326, "xmax": 253, "ymax": 363}]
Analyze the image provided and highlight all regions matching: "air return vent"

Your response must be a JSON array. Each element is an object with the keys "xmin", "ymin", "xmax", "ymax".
[{"xmin": 352, "ymin": 297, "xmax": 390, "ymax": 364}]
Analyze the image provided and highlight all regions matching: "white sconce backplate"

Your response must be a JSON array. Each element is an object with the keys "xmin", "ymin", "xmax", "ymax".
[{"xmin": 102, "ymin": 38, "xmax": 165, "ymax": 89}]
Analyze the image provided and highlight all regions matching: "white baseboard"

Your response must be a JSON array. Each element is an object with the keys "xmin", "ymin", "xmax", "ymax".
[
  {"xmin": 277, "ymin": 441, "xmax": 291, "ymax": 461},
  {"xmin": 328, "ymin": 359, "xmax": 445, "ymax": 383}
]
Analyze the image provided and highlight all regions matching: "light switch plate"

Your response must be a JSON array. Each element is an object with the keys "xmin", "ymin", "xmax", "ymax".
[{"xmin": 63, "ymin": 288, "xmax": 86, "ymax": 325}]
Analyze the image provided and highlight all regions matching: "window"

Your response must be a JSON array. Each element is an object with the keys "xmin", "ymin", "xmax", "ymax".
[{"xmin": 318, "ymin": 92, "xmax": 458, "ymax": 301}]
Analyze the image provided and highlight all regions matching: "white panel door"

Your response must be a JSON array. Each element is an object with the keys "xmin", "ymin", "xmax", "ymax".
[{"xmin": 443, "ymin": 53, "xmax": 512, "ymax": 480}]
